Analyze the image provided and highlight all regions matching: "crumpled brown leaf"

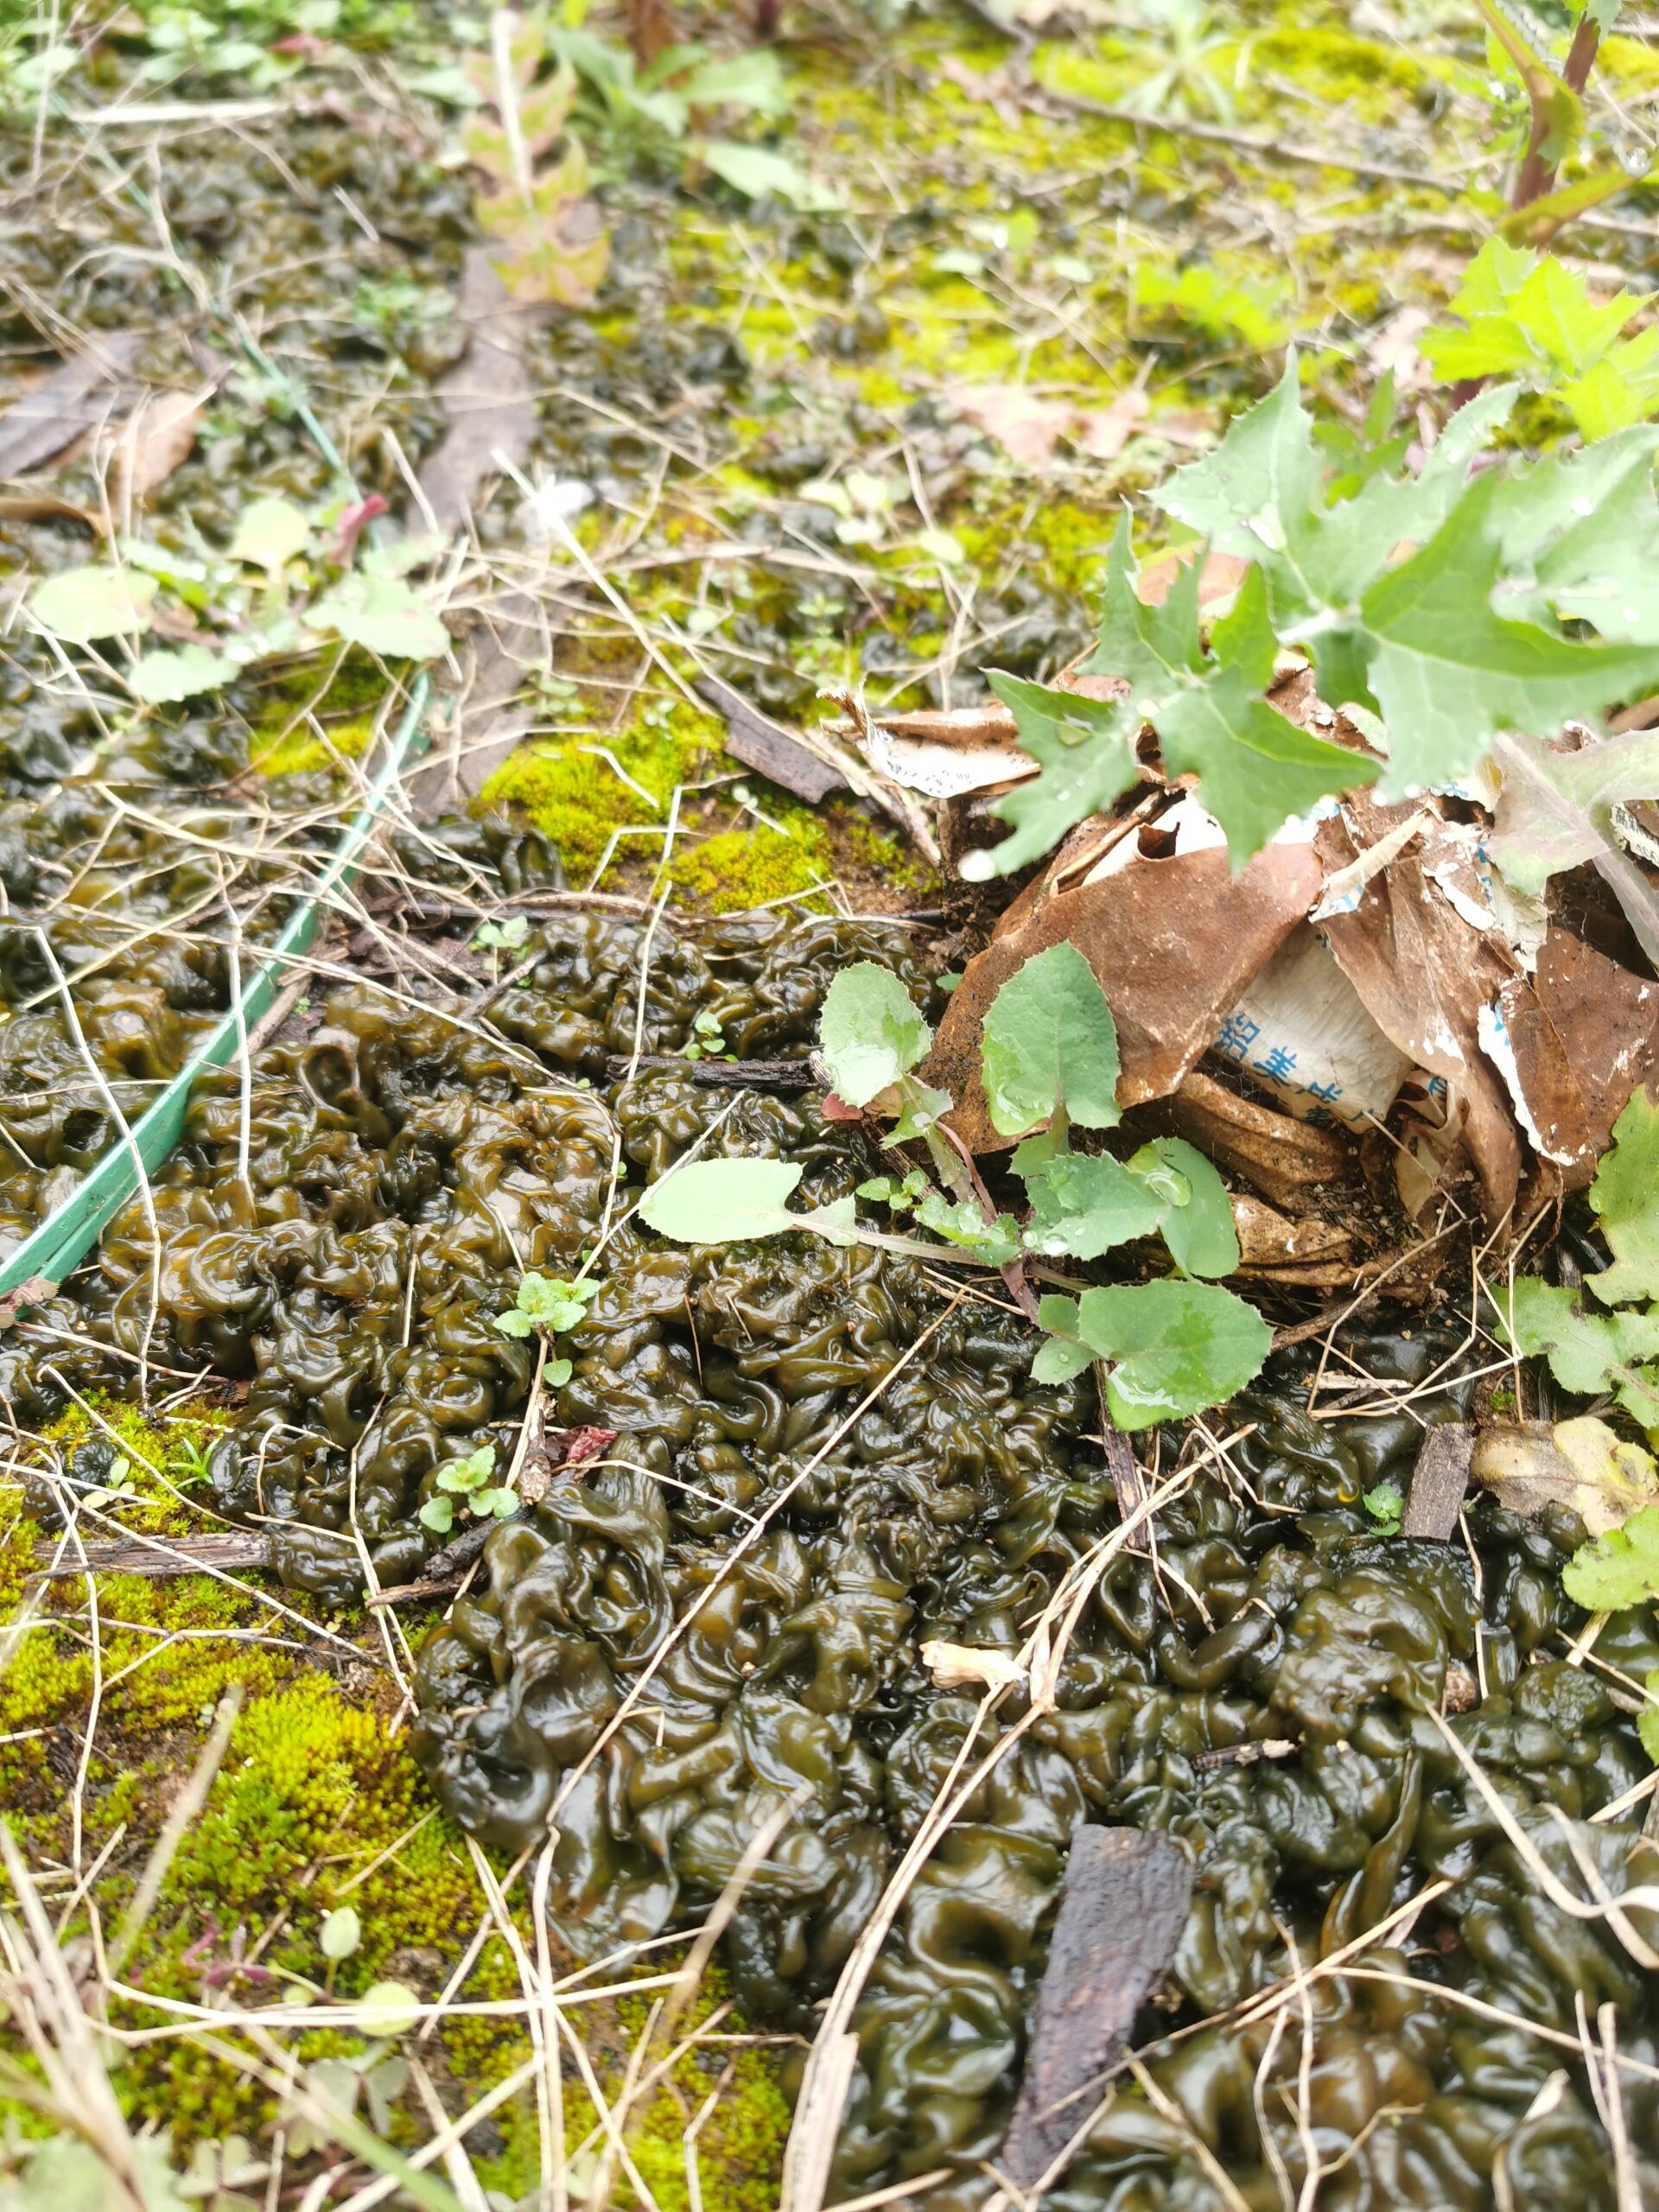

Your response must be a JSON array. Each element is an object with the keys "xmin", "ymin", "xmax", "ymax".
[
  {"xmin": 925, "ymin": 839, "xmax": 1323, "ymax": 1153},
  {"xmin": 950, "ymin": 382, "xmax": 1149, "ymax": 467},
  {"xmin": 1497, "ymin": 926, "xmax": 1659, "ymax": 1187},
  {"xmin": 1315, "ymin": 794, "xmax": 1523, "ymax": 1221},
  {"xmin": 1471, "ymin": 1416, "xmax": 1659, "ymax": 1537}
]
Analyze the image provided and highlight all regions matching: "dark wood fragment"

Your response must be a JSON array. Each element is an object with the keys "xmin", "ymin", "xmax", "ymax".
[
  {"xmin": 605, "ymin": 1052, "xmax": 817, "ymax": 1090},
  {"xmin": 1001, "ymin": 1826, "xmax": 1193, "ymax": 2190},
  {"xmin": 1102, "ymin": 1423, "xmax": 1148, "ymax": 1554},
  {"xmin": 1193, "ymin": 1737, "xmax": 1298, "ymax": 1772},
  {"xmin": 1402, "ymin": 1421, "xmax": 1474, "ymax": 1542},
  {"xmin": 32, "ymin": 1531, "xmax": 272, "ymax": 1579},
  {"xmin": 695, "ymin": 673, "xmax": 849, "ymax": 803}
]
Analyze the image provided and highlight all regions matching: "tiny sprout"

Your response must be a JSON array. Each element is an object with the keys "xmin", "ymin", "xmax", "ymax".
[
  {"xmin": 1362, "ymin": 1481, "xmax": 1404, "ymax": 1535},
  {"xmin": 493, "ymin": 1271, "xmax": 599, "ymax": 1339},
  {"xmin": 474, "ymin": 914, "xmax": 530, "ymax": 954},
  {"xmin": 321, "ymin": 1905, "xmax": 361, "ymax": 1962},
  {"xmin": 418, "ymin": 1443, "xmax": 518, "ymax": 1534}
]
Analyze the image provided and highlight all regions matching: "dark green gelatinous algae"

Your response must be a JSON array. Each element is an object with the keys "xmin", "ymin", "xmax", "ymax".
[{"xmin": 9, "ymin": 887, "xmax": 1657, "ymax": 2208}]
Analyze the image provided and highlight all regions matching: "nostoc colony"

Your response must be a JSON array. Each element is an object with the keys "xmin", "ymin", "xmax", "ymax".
[{"xmin": 5, "ymin": 866, "xmax": 1658, "ymax": 2208}]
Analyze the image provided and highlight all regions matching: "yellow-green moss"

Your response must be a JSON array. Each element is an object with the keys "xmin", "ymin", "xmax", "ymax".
[
  {"xmin": 668, "ymin": 810, "xmax": 830, "ymax": 913},
  {"xmin": 480, "ymin": 699, "xmax": 721, "ymax": 884}
]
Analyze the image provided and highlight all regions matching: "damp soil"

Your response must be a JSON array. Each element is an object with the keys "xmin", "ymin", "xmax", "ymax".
[{"xmin": 3, "ymin": 3, "xmax": 1659, "ymax": 2206}]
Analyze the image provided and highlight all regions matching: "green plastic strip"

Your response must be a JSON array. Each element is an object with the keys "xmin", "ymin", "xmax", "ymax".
[{"xmin": 0, "ymin": 673, "xmax": 431, "ymax": 1295}]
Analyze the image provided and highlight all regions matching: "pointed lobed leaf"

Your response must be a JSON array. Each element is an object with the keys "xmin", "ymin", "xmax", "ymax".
[
  {"xmin": 1590, "ymin": 1086, "xmax": 1659, "ymax": 1306},
  {"xmin": 968, "ymin": 668, "xmax": 1141, "ymax": 881},
  {"xmin": 1155, "ymin": 664, "xmax": 1375, "ymax": 864},
  {"xmin": 1358, "ymin": 473, "xmax": 1659, "ymax": 797}
]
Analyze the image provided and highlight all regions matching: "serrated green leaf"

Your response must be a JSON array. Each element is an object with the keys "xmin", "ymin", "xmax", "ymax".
[
  {"xmin": 1590, "ymin": 1087, "xmax": 1659, "ymax": 1305},
  {"xmin": 1563, "ymin": 1502, "xmax": 1659, "ymax": 1611},
  {"xmin": 965, "ymin": 669, "xmax": 1141, "ymax": 880},
  {"xmin": 310, "ymin": 573, "xmax": 448, "ymax": 659},
  {"xmin": 982, "ymin": 942, "xmax": 1121, "ymax": 1137},
  {"xmin": 228, "ymin": 493, "xmax": 311, "ymax": 571},
  {"xmin": 1358, "ymin": 472, "xmax": 1659, "ymax": 797},
  {"xmin": 1155, "ymin": 362, "xmax": 1322, "ymax": 608},
  {"xmin": 493, "ymin": 1308, "xmax": 536, "ymax": 1338},
  {"xmin": 1489, "ymin": 427, "xmax": 1659, "ymax": 640},
  {"xmin": 817, "ymin": 961, "xmax": 931, "ymax": 1108},
  {"xmin": 1076, "ymin": 1279, "xmax": 1271, "ymax": 1429},
  {"xmin": 1021, "ymin": 1148, "xmax": 1166, "ymax": 1260},
  {"xmin": 128, "ymin": 643, "xmax": 238, "ymax": 703},
  {"xmin": 640, "ymin": 1156, "xmax": 806, "ymax": 1243},
  {"xmin": 1130, "ymin": 1137, "xmax": 1239, "ymax": 1277},
  {"xmin": 1497, "ymin": 1273, "xmax": 1659, "ymax": 1433},
  {"xmin": 31, "ymin": 563, "xmax": 156, "ymax": 643},
  {"xmin": 1159, "ymin": 663, "xmax": 1376, "ymax": 861}
]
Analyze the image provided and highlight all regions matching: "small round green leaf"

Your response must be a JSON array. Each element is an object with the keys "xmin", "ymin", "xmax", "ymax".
[
  {"xmin": 639, "ymin": 1157, "xmax": 804, "ymax": 1243},
  {"xmin": 982, "ymin": 943, "xmax": 1121, "ymax": 1137},
  {"xmin": 817, "ymin": 963, "xmax": 931, "ymax": 1109},
  {"xmin": 228, "ymin": 493, "xmax": 311, "ymax": 572},
  {"xmin": 358, "ymin": 1979, "xmax": 422, "ymax": 2036},
  {"xmin": 31, "ymin": 564, "xmax": 157, "ymax": 643},
  {"xmin": 128, "ymin": 643, "xmax": 238, "ymax": 703},
  {"xmin": 320, "ymin": 1905, "xmax": 361, "ymax": 1961}
]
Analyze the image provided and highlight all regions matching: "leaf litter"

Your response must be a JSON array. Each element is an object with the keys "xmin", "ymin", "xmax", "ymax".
[{"xmin": 8, "ymin": 0, "xmax": 1659, "ymax": 2207}]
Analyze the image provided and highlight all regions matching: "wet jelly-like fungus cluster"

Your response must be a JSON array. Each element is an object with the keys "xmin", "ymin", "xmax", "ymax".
[{"xmin": 10, "ymin": 886, "xmax": 1658, "ymax": 2205}]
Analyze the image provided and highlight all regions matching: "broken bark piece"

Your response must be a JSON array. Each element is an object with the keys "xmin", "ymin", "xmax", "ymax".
[
  {"xmin": 1102, "ymin": 1425, "xmax": 1148, "ymax": 1555},
  {"xmin": 1001, "ymin": 1826, "xmax": 1193, "ymax": 2190},
  {"xmin": 696, "ymin": 673, "xmax": 849, "ymax": 803},
  {"xmin": 604, "ymin": 1052, "xmax": 817, "ymax": 1090},
  {"xmin": 32, "ymin": 1532, "xmax": 272, "ymax": 1579},
  {"xmin": 0, "ymin": 331, "xmax": 145, "ymax": 477},
  {"xmin": 1402, "ymin": 1422, "xmax": 1474, "ymax": 1541},
  {"xmin": 925, "ymin": 842, "xmax": 1323, "ymax": 1154}
]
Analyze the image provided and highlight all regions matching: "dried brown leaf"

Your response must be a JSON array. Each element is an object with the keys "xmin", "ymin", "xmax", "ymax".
[{"xmin": 1471, "ymin": 1415, "xmax": 1659, "ymax": 1537}]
